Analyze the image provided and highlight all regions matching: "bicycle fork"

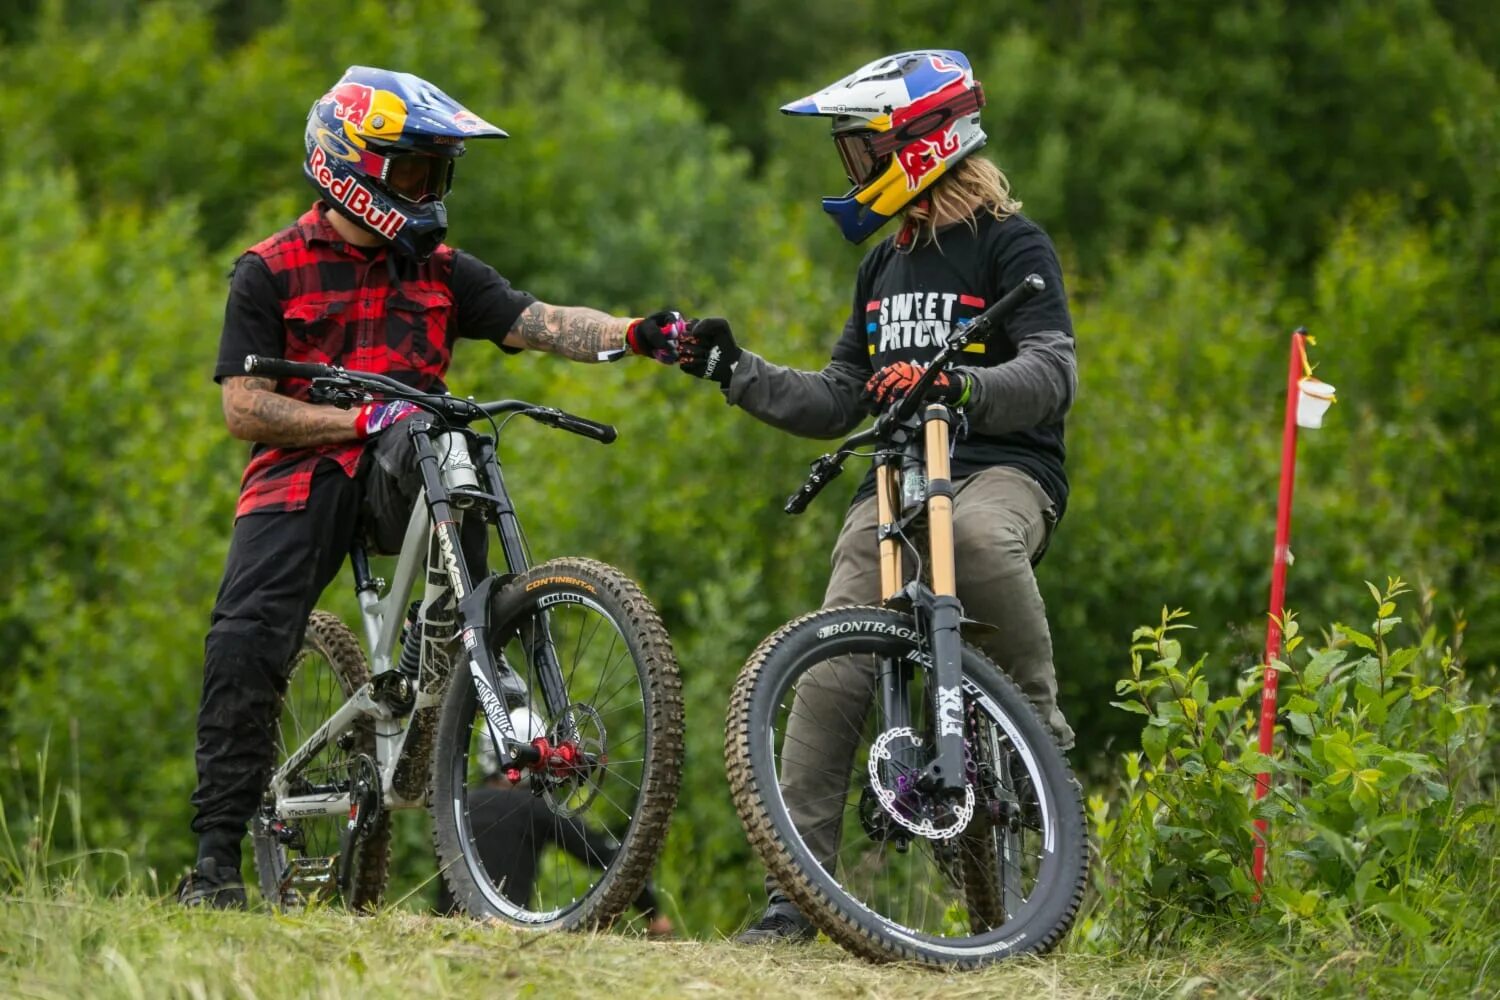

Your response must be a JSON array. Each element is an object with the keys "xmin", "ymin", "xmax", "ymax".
[
  {"xmin": 875, "ymin": 405, "xmax": 967, "ymax": 796},
  {"xmin": 411, "ymin": 429, "xmax": 567, "ymax": 774}
]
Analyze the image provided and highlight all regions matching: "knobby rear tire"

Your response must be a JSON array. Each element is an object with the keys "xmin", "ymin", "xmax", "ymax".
[
  {"xmin": 430, "ymin": 557, "xmax": 683, "ymax": 931},
  {"xmin": 253, "ymin": 610, "xmax": 391, "ymax": 911},
  {"xmin": 725, "ymin": 605, "xmax": 1088, "ymax": 968}
]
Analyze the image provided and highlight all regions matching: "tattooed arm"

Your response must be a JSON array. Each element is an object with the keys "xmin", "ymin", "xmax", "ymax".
[
  {"xmin": 502, "ymin": 301, "xmax": 632, "ymax": 361},
  {"xmin": 221, "ymin": 376, "xmax": 361, "ymax": 446}
]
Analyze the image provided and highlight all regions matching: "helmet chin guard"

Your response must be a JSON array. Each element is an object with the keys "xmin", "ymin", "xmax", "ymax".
[{"xmin": 781, "ymin": 50, "xmax": 987, "ymax": 243}]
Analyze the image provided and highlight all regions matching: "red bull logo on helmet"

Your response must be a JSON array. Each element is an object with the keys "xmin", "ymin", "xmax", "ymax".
[
  {"xmin": 330, "ymin": 82, "xmax": 376, "ymax": 129},
  {"xmin": 897, "ymin": 125, "xmax": 960, "ymax": 190},
  {"xmin": 308, "ymin": 147, "xmax": 408, "ymax": 239}
]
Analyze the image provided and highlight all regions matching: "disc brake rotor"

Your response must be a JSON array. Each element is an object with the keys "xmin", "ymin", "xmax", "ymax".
[{"xmin": 867, "ymin": 726, "xmax": 974, "ymax": 840}]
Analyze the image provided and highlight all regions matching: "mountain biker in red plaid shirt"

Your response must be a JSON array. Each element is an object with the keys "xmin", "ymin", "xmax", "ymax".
[{"xmin": 178, "ymin": 66, "xmax": 684, "ymax": 908}]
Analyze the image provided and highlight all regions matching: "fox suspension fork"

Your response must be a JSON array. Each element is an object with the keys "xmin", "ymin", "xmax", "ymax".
[
  {"xmin": 919, "ymin": 405, "xmax": 968, "ymax": 794},
  {"xmin": 874, "ymin": 406, "xmax": 968, "ymax": 796},
  {"xmin": 411, "ymin": 429, "xmax": 522, "ymax": 759}
]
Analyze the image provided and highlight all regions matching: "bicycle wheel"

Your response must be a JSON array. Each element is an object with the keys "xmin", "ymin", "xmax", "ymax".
[
  {"xmin": 251, "ymin": 611, "xmax": 391, "ymax": 911},
  {"xmin": 430, "ymin": 557, "xmax": 683, "ymax": 930},
  {"xmin": 725, "ymin": 606, "xmax": 1087, "ymax": 968}
]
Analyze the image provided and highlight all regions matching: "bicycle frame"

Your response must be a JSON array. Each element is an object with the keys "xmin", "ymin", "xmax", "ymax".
[{"xmin": 266, "ymin": 418, "xmax": 569, "ymax": 820}]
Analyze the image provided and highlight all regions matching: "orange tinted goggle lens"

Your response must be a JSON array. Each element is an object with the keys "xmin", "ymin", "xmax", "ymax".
[
  {"xmin": 382, "ymin": 154, "xmax": 452, "ymax": 203},
  {"xmin": 834, "ymin": 132, "xmax": 884, "ymax": 185}
]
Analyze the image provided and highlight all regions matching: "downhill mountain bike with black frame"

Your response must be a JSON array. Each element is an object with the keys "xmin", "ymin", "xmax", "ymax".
[
  {"xmin": 724, "ymin": 275, "xmax": 1088, "ymax": 967},
  {"xmin": 242, "ymin": 354, "xmax": 683, "ymax": 930}
]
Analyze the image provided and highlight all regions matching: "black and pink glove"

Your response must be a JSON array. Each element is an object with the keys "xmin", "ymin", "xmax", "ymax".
[
  {"xmin": 864, "ymin": 362, "xmax": 971, "ymax": 410},
  {"xmin": 355, "ymin": 400, "xmax": 420, "ymax": 438},
  {"xmin": 625, "ymin": 310, "xmax": 687, "ymax": 363},
  {"xmin": 678, "ymin": 318, "xmax": 742, "ymax": 386}
]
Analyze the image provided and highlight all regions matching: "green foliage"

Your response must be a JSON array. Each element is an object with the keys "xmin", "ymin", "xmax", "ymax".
[
  {"xmin": 0, "ymin": 0, "xmax": 1495, "ymax": 943},
  {"xmin": 1087, "ymin": 580, "xmax": 1496, "ymax": 960}
]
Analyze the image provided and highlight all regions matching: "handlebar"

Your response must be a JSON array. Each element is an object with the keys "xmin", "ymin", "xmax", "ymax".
[
  {"xmin": 784, "ymin": 273, "xmax": 1046, "ymax": 514},
  {"xmin": 242, "ymin": 354, "xmax": 617, "ymax": 445}
]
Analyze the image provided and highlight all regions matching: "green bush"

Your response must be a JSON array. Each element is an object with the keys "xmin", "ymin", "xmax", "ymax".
[{"xmin": 1085, "ymin": 578, "xmax": 1495, "ymax": 955}]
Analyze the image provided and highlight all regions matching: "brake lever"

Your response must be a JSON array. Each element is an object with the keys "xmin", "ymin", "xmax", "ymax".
[{"xmin": 308, "ymin": 385, "xmax": 366, "ymax": 409}]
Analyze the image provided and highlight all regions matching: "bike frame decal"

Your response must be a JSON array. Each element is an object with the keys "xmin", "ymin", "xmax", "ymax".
[{"xmin": 936, "ymin": 684, "xmax": 964, "ymax": 737}]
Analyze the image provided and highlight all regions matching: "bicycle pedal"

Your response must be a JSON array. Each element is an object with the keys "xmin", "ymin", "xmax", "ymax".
[{"xmin": 286, "ymin": 856, "xmax": 338, "ymax": 893}]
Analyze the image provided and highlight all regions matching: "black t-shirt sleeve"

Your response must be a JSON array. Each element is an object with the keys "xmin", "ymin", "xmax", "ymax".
[
  {"xmin": 449, "ymin": 250, "xmax": 538, "ymax": 354},
  {"xmin": 214, "ymin": 254, "xmax": 285, "ymax": 383},
  {"xmin": 988, "ymin": 224, "xmax": 1073, "ymax": 347}
]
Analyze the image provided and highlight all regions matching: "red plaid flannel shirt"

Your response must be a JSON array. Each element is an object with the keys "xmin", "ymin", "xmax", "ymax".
[{"xmin": 232, "ymin": 206, "xmax": 458, "ymax": 517}]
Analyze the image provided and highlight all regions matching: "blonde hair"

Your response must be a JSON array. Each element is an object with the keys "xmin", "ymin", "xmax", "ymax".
[{"xmin": 901, "ymin": 156, "xmax": 1021, "ymax": 244}]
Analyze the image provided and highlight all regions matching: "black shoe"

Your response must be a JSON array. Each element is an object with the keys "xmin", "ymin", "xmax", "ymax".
[
  {"xmin": 734, "ymin": 896, "xmax": 816, "ymax": 944},
  {"xmin": 176, "ymin": 858, "xmax": 248, "ymax": 910}
]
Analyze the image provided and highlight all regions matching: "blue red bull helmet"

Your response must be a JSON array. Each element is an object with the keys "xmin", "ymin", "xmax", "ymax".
[
  {"xmin": 304, "ymin": 66, "xmax": 507, "ymax": 260},
  {"xmin": 781, "ymin": 50, "xmax": 987, "ymax": 243}
]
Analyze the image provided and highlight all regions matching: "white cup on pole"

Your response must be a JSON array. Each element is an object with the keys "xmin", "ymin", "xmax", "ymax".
[{"xmin": 1295, "ymin": 377, "xmax": 1336, "ymax": 429}]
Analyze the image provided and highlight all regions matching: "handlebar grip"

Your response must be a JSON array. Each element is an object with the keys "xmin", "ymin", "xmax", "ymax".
[
  {"xmin": 965, "ymin": 273, "xmax": 1046, "ymax": 339},
  {"xmin": 785, "ymin": 455, "xmax": 843, "ymax": 514},
  {"xmin": 244, "ymin": 355, "xmax": 333, "ymax": 380},
  {"xmin": 552, "ymin": 412, "xmax": 618, "ymax": 445}
]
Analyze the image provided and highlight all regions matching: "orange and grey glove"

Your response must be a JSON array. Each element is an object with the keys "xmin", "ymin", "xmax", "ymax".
[{"xmin": 864, "ymin": 362, "xmax": 972, "ymax": 410}]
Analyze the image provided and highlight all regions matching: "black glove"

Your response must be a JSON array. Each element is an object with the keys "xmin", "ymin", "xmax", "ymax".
[
  {"xmin": 624, "ymin": 310, "xmax": 686, "ymax": 363},
  {"xmin": 864, "ymin": 362, "xmax": 971, "ymax": 410},
  {"xmin": 678, "ymin": 318, "xmax": 742, "ymax": 386}
]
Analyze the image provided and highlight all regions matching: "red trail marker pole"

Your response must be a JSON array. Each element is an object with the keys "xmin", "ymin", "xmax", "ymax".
[{"xmin": 1251, "ymin": 328, "xmax": 1320, "ymax": 887}]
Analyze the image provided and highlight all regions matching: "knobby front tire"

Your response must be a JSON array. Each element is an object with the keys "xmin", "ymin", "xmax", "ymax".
[
  {"xmin": 430, "ymin": 558, "xmax": 683, "ymax": 931},
  {"xmin": 725, "ymin": 606, "xmax": 1088, "ymax": 968}
]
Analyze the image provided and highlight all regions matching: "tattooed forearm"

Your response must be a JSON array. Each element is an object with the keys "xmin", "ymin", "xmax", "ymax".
[
  {"xmin": 507, "ymin": 301, "xmax": 630, "ymax": 361},
  {"xmin": 221, "ymin": 376, "xmax": 361, "ymax": 446}
]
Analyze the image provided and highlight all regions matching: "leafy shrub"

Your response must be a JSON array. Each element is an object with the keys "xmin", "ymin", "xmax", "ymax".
[{"xmin": 1084, "ymin": 579, "xmax": 1495, "ymax": 952}]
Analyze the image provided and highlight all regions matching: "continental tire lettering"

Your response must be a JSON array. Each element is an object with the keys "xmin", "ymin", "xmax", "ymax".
[
  {"xmin": 815, "ymin": 619, "xmax": 921, "ymax": 643},
  {"xmin": 523, "ymin": 576, "xmax": 598, "ymax": 594}
]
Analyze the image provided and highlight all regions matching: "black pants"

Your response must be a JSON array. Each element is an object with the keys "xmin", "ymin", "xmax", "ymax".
[{"xmin": 190, "ymin": 430, "xmax": 486, "ymax": 864}]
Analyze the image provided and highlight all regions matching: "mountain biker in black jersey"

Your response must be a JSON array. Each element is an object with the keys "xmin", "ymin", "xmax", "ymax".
[{"xmin": 674, "ymin": 49, "xmax": 1079, "ymax": 943}]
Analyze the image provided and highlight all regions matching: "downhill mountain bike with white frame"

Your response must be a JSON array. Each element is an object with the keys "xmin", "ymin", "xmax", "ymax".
[
  {"xmin": 242, "ymin": 354, "xmax": 683, "ymax": 930},
  {"xmin": 724, "ymin": 275, "xmax": 1089, "ymax": 967}
]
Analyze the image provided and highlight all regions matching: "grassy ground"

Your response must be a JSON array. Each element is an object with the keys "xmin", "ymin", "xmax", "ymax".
[{"xmin": 1, "ymin": 892, "xmax": 1493, "ymax": 999}]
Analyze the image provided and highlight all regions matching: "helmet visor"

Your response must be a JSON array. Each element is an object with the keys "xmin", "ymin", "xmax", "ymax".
[
  {"xmin": 833, "ymin": 130, "xmax": 887, "ymax": 186},
  {"xmin": 382, "ymin": 153, "xmax": 453, "ymax": 204}
]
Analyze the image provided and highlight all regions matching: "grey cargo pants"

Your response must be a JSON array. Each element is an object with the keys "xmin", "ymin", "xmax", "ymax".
[{"xmin": 775, "ymin": 464, "xmax": 1072, "ymax": 878}]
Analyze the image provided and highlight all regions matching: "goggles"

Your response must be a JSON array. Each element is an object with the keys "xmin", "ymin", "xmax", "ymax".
[
  {"xmin": 831, "ymin": 83, "xmax": 986, "ymax": 186},
  {"xmin": 381, "ymin": 152, "xmax": 454, "ymax": 204},
  {"xmin": 834, "ymin": 131, "xmax": 886, "ymax": 186}
]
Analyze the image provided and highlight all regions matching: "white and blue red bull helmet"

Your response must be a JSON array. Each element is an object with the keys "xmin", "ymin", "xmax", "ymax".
[
  {"xmin": 304, "ymin": 66, "xmax": 507, "ymax": 260},
  {"xmin": 782, "ymin": 50, "xmax": 987, "ymax": 243}
]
